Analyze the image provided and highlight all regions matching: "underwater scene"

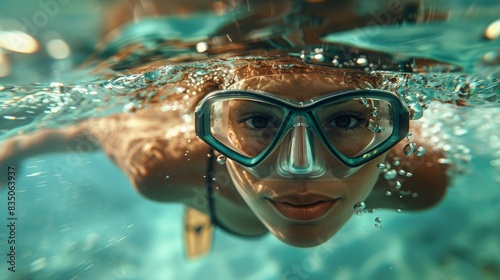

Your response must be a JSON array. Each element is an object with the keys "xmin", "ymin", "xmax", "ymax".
[{"xmin": 0, "ymin": 0, "xmax": 499, "ymax": 279}]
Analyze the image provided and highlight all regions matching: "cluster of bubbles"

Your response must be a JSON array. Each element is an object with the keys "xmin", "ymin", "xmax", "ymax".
[
  {"xmin": 295, "ymin": 48, "xmax": 401, "ymax": 72},
  {"xmin": 102, "ymin": 66, "xmax": 184, "ymax": 92}
]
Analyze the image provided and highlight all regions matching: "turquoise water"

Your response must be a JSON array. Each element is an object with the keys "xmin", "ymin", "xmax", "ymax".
[{"xmin": 1, "ymin": 0, "xmax": 500, "ymax": 279}]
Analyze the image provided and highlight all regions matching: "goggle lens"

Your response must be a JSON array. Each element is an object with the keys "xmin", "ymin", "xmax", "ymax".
[{"xmin": 195, "ymin": 89, "xmax": 409, "ymax": 169}]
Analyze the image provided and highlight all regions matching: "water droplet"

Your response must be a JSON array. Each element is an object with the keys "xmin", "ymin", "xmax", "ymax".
[
  {"xmin": 384, "ymin": 169, "xmax": 397, "ymax": 180},
  {"xmin": 356, "ymin": 57, "xmax": 368, "ymax": 66},
  {"xmin": 370, "ymin": 107, "xmax": 378, "ymax": 117},
  {"xmin": 273, "ymin": 64, "xmax": 295, "ymax": 70},
  {"xmin": 196, "ymin": 42, "xmax": 208, "ymax": 53},
  {"xmin": 394, "ymin": 181, "xmax": 402, "ymax": 189},
  {"xmin": 375, "ymin": 217, "xmax": 382, "ymax": 223},
  {"xmin": 216, "ymin": 155, "xmax": 227, "ymax": 165},
  {"xmin": 354, "ymin": 202, "xmax": 366, "ymax": 211},
  {"xmin": 407, "ymin": 102, "xmax": 424, "ymax": 120},
  {"xmin": 438, "ymin": 158, "xmax": 452, "ymax": 165},
  {"xmin": 207, "ymin": 153, "xmax": 212, "ymax": 158},
  {"xmin": 398, "ymin": 169, "xmax": 406, "ymax": 176},
  {"xmin": 385, "ymin": 191, "xmax": 392, "ymax": 196},
  {"xmin": 414, "ymin": 146, "xmax": 426, "ymax": 156},
  {"xmin": 359, "ymin": 97, "xmax": 368, "ymax": 107},
  {"xmin": 144, "ymin": 70, "xmax": 160, "ymax": 82},
  {"xmin": 453, "ymin": 126, "xmax": 468, "ymax": 136},
  {"xmin": 377, "ymin": 163, "xmax": 386, "ymax": 169},
  {"xmin": 393, "ymin": 160, "xmax": 401, "ymax": 166},
  {"xmin": 403, "ymin": 143, "xmax": 416, "ymax": 156},
  {"xmin": 367, "ymin": 119, "xmax": 385, "ymax": 133},
  {"xmin": 396, "ymin": 209, "xmax": 402, "ymax": 213},
  {"xmin": 406, "ymin": 172, "xmax": 413, "ymax": 178}
]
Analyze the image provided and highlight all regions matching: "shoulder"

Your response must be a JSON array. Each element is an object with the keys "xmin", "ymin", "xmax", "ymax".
[
  {"xmin": 83, "ymin": 110, "xmax": 211, "ymax": 202},
  {"xmin": 367, "ymin": 121, "xmax": 450, "ymax": 211}
]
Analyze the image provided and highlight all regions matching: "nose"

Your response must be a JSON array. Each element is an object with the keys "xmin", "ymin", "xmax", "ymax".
[
  {"xmin": 275, "ymin": 116, "xmax": 326, "ymax": 178},
  {"xmin": 289, "ymin": 121, "xmax": 314, "ymax": 173}
]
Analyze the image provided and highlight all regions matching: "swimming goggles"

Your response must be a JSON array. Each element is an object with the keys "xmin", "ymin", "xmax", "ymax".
[{"xmin": 195, "ymin": 89, "xmax": 409, "ymax": 177}]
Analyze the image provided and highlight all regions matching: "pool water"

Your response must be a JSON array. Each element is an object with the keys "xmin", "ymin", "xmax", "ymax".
[{"xmin": 1, "ymin": 0, "xmax": 499, "ymax": 279}]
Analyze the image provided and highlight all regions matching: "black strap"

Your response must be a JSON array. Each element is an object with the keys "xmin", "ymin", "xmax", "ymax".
[
  {"xmin": 205, "ymin": 148, "xmax": 217, "ymax": 225},
  {"xmin": 205, "ymin": 148, "xmax": 266, "ymax": 238}
]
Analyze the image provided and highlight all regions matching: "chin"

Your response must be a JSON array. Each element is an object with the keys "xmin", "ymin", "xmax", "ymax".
[{"xmin": 270, "ymin": 223, "xmax": 338, "ymax": 248}]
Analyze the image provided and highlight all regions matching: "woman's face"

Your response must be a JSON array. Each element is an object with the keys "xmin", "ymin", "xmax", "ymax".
[{"xmin": 225, "ymin": 74, "xmax": 387, "ymax": 247}]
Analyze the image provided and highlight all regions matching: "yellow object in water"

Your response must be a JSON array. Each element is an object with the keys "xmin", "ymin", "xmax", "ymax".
[{"xmin": 184, "ymin": 207, "xmax": 213, "ymax": 259}]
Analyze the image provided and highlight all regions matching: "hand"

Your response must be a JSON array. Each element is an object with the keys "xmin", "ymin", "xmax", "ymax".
[{"xmin": 0, "ymin": 137, "xmax": 23, "ymax": 189}]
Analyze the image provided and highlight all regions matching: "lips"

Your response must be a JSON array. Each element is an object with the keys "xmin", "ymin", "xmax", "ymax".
[{"xmin": 269, "ymin": 194, "xmax": 339, "ymax": 221}]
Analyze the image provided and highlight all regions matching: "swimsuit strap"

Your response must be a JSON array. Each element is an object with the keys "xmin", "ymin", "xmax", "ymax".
[{"xmin": 206, "ymin": 148, "xmax": 266, "ymax": 238}]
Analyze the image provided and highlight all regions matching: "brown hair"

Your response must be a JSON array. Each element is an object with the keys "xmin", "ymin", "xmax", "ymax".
[{"xmin": 130, "ymin": 54, "xmax": 383, "ymax": 113}]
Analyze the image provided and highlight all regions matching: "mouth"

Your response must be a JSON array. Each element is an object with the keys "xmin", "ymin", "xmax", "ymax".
[{"xmin": 268, "ymin": 195, "xmax": 339, "ymax": 221}]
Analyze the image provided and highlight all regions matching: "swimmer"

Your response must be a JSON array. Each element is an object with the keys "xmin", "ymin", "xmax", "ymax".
[{"xmin": 0, "ymin": 57, "xmax": 449, "ymax": 257}]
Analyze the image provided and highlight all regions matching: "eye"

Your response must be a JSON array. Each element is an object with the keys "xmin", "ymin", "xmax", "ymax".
[
  {"xmin": 332, "ymin": 115, "xmax": 358, "ymax": 129},
  {"xmin": 237, "ymin": 113, "xmax": 275, "ymax": 130},
  {"xmin": 327, "ymin": 112, "xmax": 366, "ymax": 130},
  {"xmin": 245, "ymin": 116, "xmax": 269, "ymax": 129}
]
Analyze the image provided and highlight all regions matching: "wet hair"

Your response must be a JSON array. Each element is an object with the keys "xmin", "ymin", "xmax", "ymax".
[{"xmin": 131, "ymin": 54, "xmax": 382, "ymax": 113}]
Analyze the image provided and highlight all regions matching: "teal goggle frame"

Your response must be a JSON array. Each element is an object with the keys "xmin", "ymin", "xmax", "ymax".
[{"xmin": 195, "ymin": 89, "xmax": 409, "ymax": 168}]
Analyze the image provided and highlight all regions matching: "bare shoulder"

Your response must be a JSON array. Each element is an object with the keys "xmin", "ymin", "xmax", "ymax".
[
  {"xmin": 83, "ymin": 110, "xmax": 211, "ymax": 203},
  {"xmin": 366, "ymin": 121, "xmax": 450, "ymax": 211}
]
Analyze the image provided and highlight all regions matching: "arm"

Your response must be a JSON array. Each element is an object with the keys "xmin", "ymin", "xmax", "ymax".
[{"xmin": 0, "ymin": 124, "xmax": 98, "ymax": 188}]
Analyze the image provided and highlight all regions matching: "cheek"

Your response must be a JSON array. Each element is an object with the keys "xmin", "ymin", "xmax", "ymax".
[
  {"xmin": 226, "ymin": 161, "xmax": 263, "ymax": 202},
  {"xmin": 347, "ymin": 159, "xmax": 384, "ymax": 200}
]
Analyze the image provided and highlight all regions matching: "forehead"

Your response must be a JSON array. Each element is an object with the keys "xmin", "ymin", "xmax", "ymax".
[{"xmin": 228, "ymin": 74, "xmax": 374, "ymax": 101}]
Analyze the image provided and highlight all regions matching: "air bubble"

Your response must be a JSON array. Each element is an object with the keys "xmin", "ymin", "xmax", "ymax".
[
  {"xmin": 396, "ymin": 209, "xmax": 402, "ymax": 213},
  {"xmin": 384, "ymin": 169, "xmax": 397, "ymax": 180},
  {"xmin": 377, "ymin": 163, "xmax": 386, "ymax": 169},
  {"xmin": 394, "ymin": 181, "xmax": 402, "ymax": 189},
  {"xmin": 144, "ymin": 70, "xmax": 160, "ymax": 82},
  {"xmin": 359, "ymin": 97, "xmax": 369, "ymax": 107},
  {"xmin": 207, "ymin": 153, "xmax": 212, "ymax": 158},
  {"xmin": 406, "ymin": 172, "xmax": 413, "ymax": 178},
  {"xmin": 367, "ymin": 119, "xmax": 385, "ymax": 133},
  {"xmin": 408, "ymin": 102, "xmax": 424, "ymax": 120},
  {"xmin": 385, "ymin": 191, "xmax": 392, "ymax": 196},
  {"xmin": 356, "ymin": 57, "xmax": 368, "ymax": 66},
  {"xmin": 414, "ymin": 146, "xmax": 426, "ymax": 156},
  {"xmin": 370, "ymin": 107, "xmax": 378, "ymax": 117},
  {"xmin": 354, "ymin": 202, "xmax": 366, "ymax": 212},
  {"xmin": 403, "ymin": 143, "xmax": 416, "ymax": 156},
  {"xmin": 375, "ymin": 217, "xmax": 382, "ymax": 223},
  {"xmin": 393, "ymin": 160, "xmax": 401, "ymax": 166},
  {"xmin": 273, "ymin": 64, "xmax": 295, "ymax": 70},
  {"xmin": 438, "ymin": 158, "xmax": 451, "ymax": 165},
  {"xmin": 216, "ymin": 155, "xmax": 227, "ymax": 165},
  {"xmin": 398, "ymin": 169, "xmax": 406, "ymax": 176}
]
